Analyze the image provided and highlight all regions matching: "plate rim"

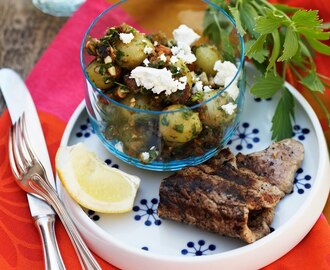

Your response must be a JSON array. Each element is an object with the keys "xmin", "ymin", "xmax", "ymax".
[{"xmin": 56, "ymin": 75, "xmax": 330, "ymax": 269}]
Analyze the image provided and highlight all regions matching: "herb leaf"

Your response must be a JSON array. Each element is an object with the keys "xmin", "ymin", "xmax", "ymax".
[
  {"xmin": 255, "ymin": 10, "xmax": 285, "ymax": 34},
  {"xmin": 305, "ymin": 38, "xmax": 330, "ymax": 55},
  {"xmin": 300, "ymin": 71, "xmax": 325, "ymax": 93},
  {"xmin": 278, "ymin": 26, "xmax": 299, "ymax": 61},
  {"xmin": 203, "ymin": 0, "xmax": 330, "ymax": 141},
  {"xmin": 267, "ymin": 30, "xmax": 281, "ymax": 71},
  {"xmin": 271, "ymin": 88, "xmax": 295, "ymax": 141},
  {"xmin": 229, "ymin": 6, "xmax": 246, "ymax": 36},
  {"xmin": 251, "ymin": 71, "xmax": 284, "ymax": 99}
]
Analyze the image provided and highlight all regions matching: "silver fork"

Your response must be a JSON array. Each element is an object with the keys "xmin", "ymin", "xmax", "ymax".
[{"xmin": 8, "ymin": 113, "xmax": 102, "ymax": 270}]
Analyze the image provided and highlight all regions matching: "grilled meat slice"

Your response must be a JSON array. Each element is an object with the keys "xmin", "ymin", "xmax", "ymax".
[
  {"xmin": 158, "ymin": 165, "xmax": 282, "ymax": 243},
  {"xmin": 236, "ymin": 139, "xmax": 304, "ymax": 193},
  {"xmin": 157, "ymin": 139, "xmax": 304, "ymax": 243}
]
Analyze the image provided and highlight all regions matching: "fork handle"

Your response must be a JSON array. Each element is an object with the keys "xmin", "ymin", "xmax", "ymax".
[
  {"xmin": 31, "ymin": 175, "xmax": 102, "ymax": 270},
  {"xmin": 34, "ymin": 215, "xmax": 66, "ymax": 270}
]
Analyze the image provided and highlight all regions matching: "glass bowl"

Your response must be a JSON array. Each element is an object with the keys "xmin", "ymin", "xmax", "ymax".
[{"xmin": 80, "ymin": 0, "xmax": 245, "ymax": 171}]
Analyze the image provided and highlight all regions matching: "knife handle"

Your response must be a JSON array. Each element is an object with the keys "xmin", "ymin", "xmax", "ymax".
[{"xmin": 35, "ymin": 215, "xmax": 66, "ymax": 270}]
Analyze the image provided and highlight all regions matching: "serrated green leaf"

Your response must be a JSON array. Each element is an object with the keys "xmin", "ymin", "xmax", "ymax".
[
  {"xmin": 298, "ymin": 28, "xmax": 330, "ymax": 40},
  {"xmin": 239, "ymin": 2, "xmax": 259, "ymax": 38},
  {"xmin": 247, "ymin": 34, "xmax": 267, "ymax": 56},
  {"xmin": 306, "ymin": 38, "xmax": 330, "ymax": 56},
  {"xmin": 278, "ymin": 26, "xmax": 299, "ymax": 61},
  {"xmin": 250, "ymin": 71, "xmax": 284, "ymax": 98},
  {"xmin": 292, "ymin": 10, "xmax": 322, "ymax": 28},
  {"xmin": 245, "ymin": 39, "xmax": 268, "ymax": 63},
  {"xmin": 300, "ymin": 72, "xmax": 325, "ymax": 93},
  {"xmin": 320, "ymin": 22, "xmax": 330, "ymax": 30},
  {"xmin": 255, "ymin": 10, "xmax": 285, "ymax": 34},
  {"xmin": 229, "ymin": 6, "xmax": 246, "ymax": 36},
  {"xmin": 267, "ymin": 30, "xmax": 281, "ymax": 71},
  {"xmin": 273, "ymin": 3, "xmax": 300, "ymax": 13},
  {"xmin": 271, "ymin": 88, "xmax": 295, "ymax": 141}
]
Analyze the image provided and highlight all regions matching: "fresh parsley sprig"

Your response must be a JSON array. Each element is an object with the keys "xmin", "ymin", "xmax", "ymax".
[{"xmin": 204, "ymin": 0, "xmax": 330, "ymax": 141}]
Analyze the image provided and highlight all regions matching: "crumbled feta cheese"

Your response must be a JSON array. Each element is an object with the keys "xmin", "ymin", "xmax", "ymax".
[
  {"xmin": 213, "ymin": 60, "xmax": 238, "ymax": 86},
  {"xmin": 141, "ymin": 152, "xmax": 150, "ymax": 161},
  {"xmin": 177, "ymin": 76, "xmax": 187, "ymax": 90},
  {"xmin": 224, "ymin": 77, "xmax": 239, "ymax": 101},
  {"xmin": 173, "ymin": 24, "xmax": 200, "ymax": 46},
  {"xmin": 143, "ymin": 58, "xmax": 150, "ymax": 66},
  {"xmin": 203, "ymin": 85, "xmax": 213, "ymax": 92},
  {"xmin": 192, "ymin": 81, "xmax": 203, "ymax": 93},
  {"xmin": 144, "ymin": 46, "xmax": 153, "ymax": 54},
  {"xmin": 221, "ymin": 102, "xmax": 237, "ymax": 115},
  {"xmin": 154, "ymin": 41, "xmax": 159, "ymax": 46},
  {"xmin": 171, "ymin": 41, "xmax": 196, "ymax": 64},
  {"xmin": 114, "ymin": 141, "xmax": 124, "ymax": 152},
  {"xmin": 104, "ymin": 56, "xmax": 112, "ymax": 64},
  {"xmin": 130, "ymin": 66, "xmax": 178, "ymax": 95},
  {"xmin": 159, "ymin": 53, "xmax": 167, "ymax": 62},
  {"xmin": 119, "ymin": 33, "xmax": 134, "ymax": 44},
  {"xmin": 170, "ymin": 55, "xmax": 178, "ymax": 64}
]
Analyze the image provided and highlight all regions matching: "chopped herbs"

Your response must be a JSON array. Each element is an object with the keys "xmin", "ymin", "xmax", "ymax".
[
  {"xmin": 161, "ymin": 116, "xmax": 169, "ymax": 126},
  {"xmin": 174, "ymin": 124, "xmax": 184, "ymax": 133}
]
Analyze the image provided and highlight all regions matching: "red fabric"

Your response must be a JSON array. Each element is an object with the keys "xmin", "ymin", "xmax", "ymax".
[{"xmin": 0, "ymin": 0, "xmax": 329, "ymax": 269}]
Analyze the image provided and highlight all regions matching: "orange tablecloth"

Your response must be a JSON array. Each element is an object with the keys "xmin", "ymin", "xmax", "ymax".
[{"xmin": 0, "ymin": 0, "xmax": 329, "ymax": 269}]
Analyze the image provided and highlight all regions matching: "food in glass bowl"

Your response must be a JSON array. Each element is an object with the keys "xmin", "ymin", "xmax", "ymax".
[{"xmin": 81, "ymin": 5, "xmax": 244, "ymax": 171}]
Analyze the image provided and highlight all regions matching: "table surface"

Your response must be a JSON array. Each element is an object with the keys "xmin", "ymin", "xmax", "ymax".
[{"xmin": 0, "ymin": 0, "xmax": 329, "ymax": 223}]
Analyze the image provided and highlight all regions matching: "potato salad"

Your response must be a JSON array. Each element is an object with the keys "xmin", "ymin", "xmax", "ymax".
[{"xmin": 85, "ymin": 23, "xmax": 240, "ymax": 163}]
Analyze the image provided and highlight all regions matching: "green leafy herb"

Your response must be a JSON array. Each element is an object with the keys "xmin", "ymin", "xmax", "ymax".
[
  {"xmin": 271, "ymin": 88, "xmax": 295, "ymax": 140},
  {"xmin": 250, "ymin": 72, "xmax": 284, "ymax": 99},
  {"xmin": 204, "ymin": 0, "xmax": 330, "ymax": 141}
]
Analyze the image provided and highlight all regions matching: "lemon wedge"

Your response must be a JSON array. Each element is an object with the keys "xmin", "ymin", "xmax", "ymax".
[{"xmin": 55, "ymin": 142, "xmax": 140, "ymax": 213}]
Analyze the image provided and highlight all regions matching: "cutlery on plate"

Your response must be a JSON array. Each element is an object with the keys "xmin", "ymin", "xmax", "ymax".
[
  {"xmin": 0, "ymin": 68, "xmax": 101, "ymax": 270},
  {"xmin": 0, "ymin": 68, "xmax": 65, "ymax": 270},
  {"xmin": 9, "ymin": 114, "xmax": 101, "ymax": 270}
]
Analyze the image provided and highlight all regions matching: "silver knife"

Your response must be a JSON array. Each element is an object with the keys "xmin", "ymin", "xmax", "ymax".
[{"xmin": 0, "ymin": 68, "xmax": 65, "ymax": 270}]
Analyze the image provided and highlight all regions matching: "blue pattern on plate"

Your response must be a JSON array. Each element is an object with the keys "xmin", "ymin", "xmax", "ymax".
[
  {"xmin": 254, "ymin": 97, "xmax": 272, "ymax": 102},
  {"xmin": 227, "ymin": 122, "xmax": 260, "ymax": 150},
  {"xmin": 181, "ymin": 240, "xmax": 216, "ymax": 256},
  {"xmin": 294, "ymin": 168, "xmax": 312, "ymax": 194},
  {"xmin": 104, "ymin": 158, "xmax": 119, "ymax": 169},
  {"xmin": 141, "ymin": 246, "xmax": 149, "ymax": 251},
  {"xmin": 87, "ymin": 210, "xmax": 100, "ymax": 221},
  {"xmin": 76, "ymin": 118, "xmax": 95, "ymax": 138},
  {"xmin": 133, "ymin": 198, "xmax": 162, "ymax": 226},
  {"xmin": 292, "ymin": 124, "xmax": 310, "ymax": 141}
]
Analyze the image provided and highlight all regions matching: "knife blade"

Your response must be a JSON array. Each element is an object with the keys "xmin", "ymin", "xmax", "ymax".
[{"xmin": 0, "ymin": 68, "xmax": 65, "ymax": 270}]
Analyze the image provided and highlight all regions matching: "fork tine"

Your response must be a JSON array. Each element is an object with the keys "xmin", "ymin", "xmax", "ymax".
[
  {"xmin": 8, "ymin": 125, "xmax": 21, "ymax": 179},
  {"xmin": 11, "ymin": 120, "xmax": 28, "ymax": 175},
  {"xmin": 17, "ymin": 113, "xmax": 35, "ymax": 168}
]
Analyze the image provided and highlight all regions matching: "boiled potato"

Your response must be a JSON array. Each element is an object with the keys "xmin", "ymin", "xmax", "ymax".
[
  {"xmin": 159, "ymin": 104, "xmax": 202, "ymax": 144},
  {"xmin": 115, "ymin": 94, "xmax": 160, "ymax": 126},
  {"xmin": 115, "ymin": 34, "xmax": 154, "ymax": 69},
  {"xmin": 86, "ymin": 60, "xmax": 113, "ymax": 90},
  {"xmin": 199, "ymin": 91, "xmax": 236, "ymax": 127},
  {"xmin": 194, "ymin": 45, "xmax": 222, "ymax": 76}
]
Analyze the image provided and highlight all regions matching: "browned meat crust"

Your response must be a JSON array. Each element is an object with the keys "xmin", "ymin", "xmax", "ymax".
[
  {"xmin": 157, "ymin": 139, "xmax": 304, "ymax": 243},
  {"xmin": 236, "ymin": 139, "xmax": 304, "ymax": 193}
]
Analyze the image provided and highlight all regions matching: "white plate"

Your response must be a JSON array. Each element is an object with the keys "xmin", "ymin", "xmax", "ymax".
[{"xmin": 56, "ymin": 66, "xmax": 330, "ymax": 270}]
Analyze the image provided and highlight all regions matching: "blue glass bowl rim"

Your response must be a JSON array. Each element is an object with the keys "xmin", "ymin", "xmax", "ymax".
[{"xmin": 80, "ymin": 0, "xmax": 245, "ymax": 115}]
